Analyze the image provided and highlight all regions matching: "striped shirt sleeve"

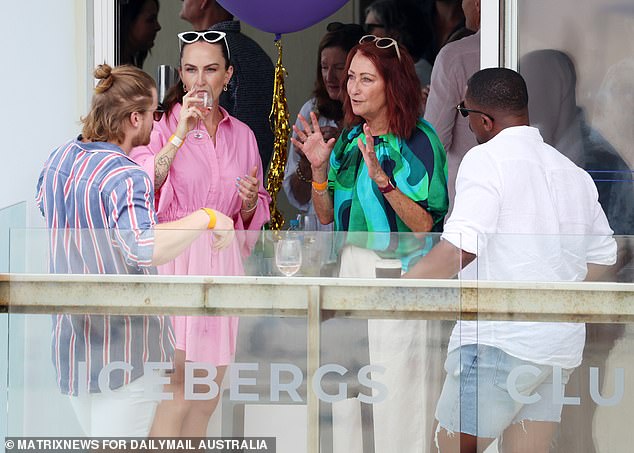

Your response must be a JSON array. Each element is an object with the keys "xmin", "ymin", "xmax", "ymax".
[{"xmin": 107, "ymin": 173, "xmax": 157, "ymax": 267}]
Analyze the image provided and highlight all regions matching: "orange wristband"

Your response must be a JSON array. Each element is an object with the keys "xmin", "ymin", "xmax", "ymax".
[
  {"xmin": 201, "ymin": 208, "xmax": 217, "ymax": 229},
  {"xmin": 311, "ymin": 180, "xmax": 328, "ymax": 191}
]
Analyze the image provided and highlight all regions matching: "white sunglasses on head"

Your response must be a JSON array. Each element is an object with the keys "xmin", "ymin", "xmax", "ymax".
[
  {"xmin": 177, "ymin": 31, "xmax": 230, "ymax": 61},
  {"xmin": 359, "ymin": 34, "xmax": 401, "ymax": 62}
]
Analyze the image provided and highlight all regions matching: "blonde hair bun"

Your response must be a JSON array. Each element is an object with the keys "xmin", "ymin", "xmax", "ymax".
[{"xmin": 94, "ymin": 64, "xmax": 114, "ymax": 93}]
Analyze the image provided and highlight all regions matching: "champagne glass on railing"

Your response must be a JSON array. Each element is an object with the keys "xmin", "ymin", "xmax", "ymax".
[
  {"xmin": 302, "ymin": 214, "xmax": 319, "ymax": 244},
  {"xmin": 275, "ymin": 236, "xmax": 302, "ymax": 276},
  {"xmin": 188, "ymin": 90, "xmax": 215, "ymax": 140}
]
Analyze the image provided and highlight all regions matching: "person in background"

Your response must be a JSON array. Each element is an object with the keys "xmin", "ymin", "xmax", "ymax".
[
  {"xmin": 364, "ymin": 0, "xmax": 434, "ymax": 86},
  {"xmin": 405, "ymin": 67, "xmax": 616, "ymax": 453},
  {"xmin": 130, "ymin": 30, "xmax": 270, "ymax": 437},
  {"xmin": 293, "ymin": 36, "xmax": 448, "ymax": 453},
  {"xmin": 36, "ymin": 63, "xmax": 234, "ymax": 436},
  {"xmin": 179, "ymin": 0, "xmax": 275, "ymax": 172},
  {"xmin": 119, "ymin": 0, "xmax": 162, "ymax": 68},
  {"xmin": 424, "ymin": 0, "xmax": 480, "ymax": 213},
  {"xmin": 521, "ymin": 49, "xmax": 634, "ymax": 239},
  {"xmin": 283, "ymin": 22, "xmax": 365, "ymax": 231},
  {"xmin": 427, "ymin": 0, "xmax": 469, "ymax": 59},
  {"xmin": 521, "ymin": 48, "xmax": 634, "ymax": 453}
]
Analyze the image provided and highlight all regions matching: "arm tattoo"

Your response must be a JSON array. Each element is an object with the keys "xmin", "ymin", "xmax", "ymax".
[{"xmin": 155, "ymin": 154, "xmax": 173, "ymax": 188}]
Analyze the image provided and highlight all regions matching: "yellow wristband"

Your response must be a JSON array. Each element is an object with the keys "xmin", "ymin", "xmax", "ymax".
[
  {"xmin": 201, "ymin": 208, "xmax": 217, "ymax": 229},
  {"xmin": 311, "ymin": 180, "xmax": 328, "ymax": 191},
  {"xmin": 169, "ymin": 134, "xmax": 184, "ymax": 149}
]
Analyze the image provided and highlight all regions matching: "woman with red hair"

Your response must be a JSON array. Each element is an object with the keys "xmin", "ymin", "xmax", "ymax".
[
  {"xmin": 292, "ymin": 36, "xmax": 448, "ymax": 270},
  {"xmin": 292, "ymin": 37, "xmax": 449, "ymax": 451}
]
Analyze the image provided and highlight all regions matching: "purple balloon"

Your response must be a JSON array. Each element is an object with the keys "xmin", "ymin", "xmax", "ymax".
[{"xmin": 218, "ymin": 0, "xmax": 349, "ymax": 35}]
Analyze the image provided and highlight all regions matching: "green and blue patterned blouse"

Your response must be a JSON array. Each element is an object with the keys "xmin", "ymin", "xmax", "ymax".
[{"xmin": 328, "ymin": 118, "xmax": 449, "ymax": 269}]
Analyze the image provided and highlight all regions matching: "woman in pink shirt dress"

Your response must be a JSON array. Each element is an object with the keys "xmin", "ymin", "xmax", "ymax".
[{"xmin": 131, "ymin": 30, "xmax": 270, "ymax": 436}]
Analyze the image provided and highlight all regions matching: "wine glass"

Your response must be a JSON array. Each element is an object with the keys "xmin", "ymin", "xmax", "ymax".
[
  {"xmin": 301, "ymin": 215, "xmax": 323, "ymax": 276},
  {"xmin": 188, "ymin": 91, "xmax": 215, "ymax": 140},
  {"xmin": 302, "ymin": 214, "xmax": 319, "ymax": 242},
  {"xmin": 275, "ymin": 237, "xmax": 302, "ymax": 276}
]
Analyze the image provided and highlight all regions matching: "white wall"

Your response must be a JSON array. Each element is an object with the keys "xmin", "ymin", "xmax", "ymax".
[
  {"xmin": 0, "ymin": 0, "xmax": 90, "ymax": 438},
  {"xmin": 0, "ymin": 0, "xmax": 90, "ymax": 223}
]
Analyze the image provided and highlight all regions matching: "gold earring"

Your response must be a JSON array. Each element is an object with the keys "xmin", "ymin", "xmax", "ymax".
[
  {"xmin": 223, "ymin": 84, "xmax": 228, "ymax": 92},
  {"xmin": 183, "ymin": 83, "xmax": 188, "ymax": 92}
]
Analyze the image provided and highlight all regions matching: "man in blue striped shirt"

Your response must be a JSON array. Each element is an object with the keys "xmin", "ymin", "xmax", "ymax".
[{"xmin": 36, "ymin": 64, "xmax": 234, "ymax": 436}]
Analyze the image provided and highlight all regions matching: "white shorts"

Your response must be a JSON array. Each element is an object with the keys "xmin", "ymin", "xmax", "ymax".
[{"xmin": 69, "ymin": 373, "xmax": 159, "ymax": 437}]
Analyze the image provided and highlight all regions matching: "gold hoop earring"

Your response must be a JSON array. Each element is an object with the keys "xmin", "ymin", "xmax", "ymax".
[
  {"xmin": 223, "ymin": 84, "xmax": 228, "ymax": 92},
  {"xmin": 183, "ymin": 83, "xmax": 188, "ymax": 92}
]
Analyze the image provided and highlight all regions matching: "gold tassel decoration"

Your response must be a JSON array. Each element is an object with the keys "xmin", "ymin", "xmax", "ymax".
[{"xmin": 266, "ymin": 36, "xmax": 290, "ymax": 231}]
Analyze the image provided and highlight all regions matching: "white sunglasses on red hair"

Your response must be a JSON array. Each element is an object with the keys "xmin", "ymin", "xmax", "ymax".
[{"xmin": 359, "ymin": 34, "xmax": 401, "ymax": 62}]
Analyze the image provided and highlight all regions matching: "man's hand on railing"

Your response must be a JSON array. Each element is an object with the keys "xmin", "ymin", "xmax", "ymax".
[
  {"xmin": 211, "ymin": 211, "xmax": 235, "ymax": 251},
  {"xmin": 153, "ymin": 209, "xmax": 234, "ymax": 265}
]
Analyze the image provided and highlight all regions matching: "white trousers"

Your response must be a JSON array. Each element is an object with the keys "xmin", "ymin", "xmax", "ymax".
[{"xmin": 336, "ymin": 245, "xmax": 431, "ymax": 452}]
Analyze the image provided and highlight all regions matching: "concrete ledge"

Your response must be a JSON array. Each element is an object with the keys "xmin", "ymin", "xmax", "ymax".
[{"xmin": 2, "ymin": 274, "xmax": 634, "ymax": 322}]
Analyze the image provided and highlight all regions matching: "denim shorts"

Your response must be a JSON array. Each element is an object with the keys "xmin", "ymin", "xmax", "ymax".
[{"xmin": 435, "ymin": 344, "xmax": 572, "ymax": 439}]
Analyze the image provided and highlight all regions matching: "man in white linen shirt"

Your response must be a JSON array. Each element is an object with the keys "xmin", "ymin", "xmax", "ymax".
[{"xmin": 406, "ymin": 68, "xmax": 616, "ymax": 453}]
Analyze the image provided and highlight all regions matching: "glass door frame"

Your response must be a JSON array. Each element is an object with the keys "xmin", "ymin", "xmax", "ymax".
[
  {"xmin": 481, "ymin": 0, "xmax": 518, "ymax": 70},
  {"xmin": 92, "ymin": 0, "xmax": 116, "ymax": 67},
  {"xmin": 91, "ymin": 1, "xmax": 513, "ymax": 71}
]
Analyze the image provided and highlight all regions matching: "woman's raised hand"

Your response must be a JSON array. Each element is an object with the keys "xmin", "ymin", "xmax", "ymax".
[
  {"xmin": 290, "ymin": 112, "xmax": 336, "ymax": 172},
  {"xmin": 358, "ymin": 123, "xmax": 390, "ymax": 187},
  {"xmin": 175, "ymin": 90, "xmax": 205, "ymax": 138},
  {"xmin": 236, "ymin": 166, "xmax": 260, "ymax": 212}
]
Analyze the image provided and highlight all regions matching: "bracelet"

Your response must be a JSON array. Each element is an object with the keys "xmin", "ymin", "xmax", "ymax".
[
  {"xmin": 312, "ymin": 186, "xmax": 328, "ymax": 196},
  {"xmin": 295, "ymin": 165, "xmax": 312, "ymax": 183},
  {"xmin": 312, "ymin": 180, "xmax": 328, "ymax": 191},
  {"xmin": 169, "ymin": 134, "xmax": 184, "ymax": 149},
  {"xmin": 201, "ymin": 208, "xmax": 217, "ymax": 229},
  {"xmin": 241, "ymin": 201, "xmax": 258, "ymax": 213}
]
